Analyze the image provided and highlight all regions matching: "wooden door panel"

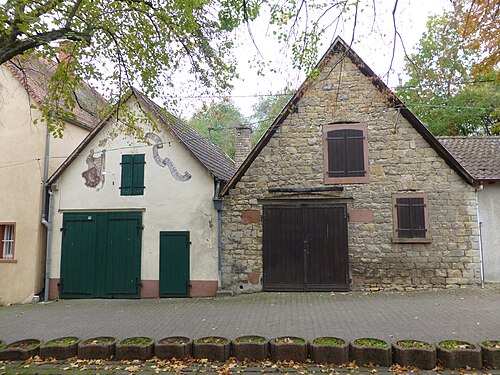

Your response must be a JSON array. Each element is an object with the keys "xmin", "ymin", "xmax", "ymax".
[
  {"xmin": 103, "ymin": 212, "xmax": 142, "ymax": 298},
  {"xmin": 263, "ymin": 206, "xmax": 304, "ymax": 291},
  {"xmin": 159, "ymin": 231, "xmax": 190, "ymax": 297},
  {"xmin": 60, "ymin": 213, "xmax": 98, "ymax": 298},
  {"xmin": 305, "ymin": 206, "xmax": 349, "ymax": 290}
]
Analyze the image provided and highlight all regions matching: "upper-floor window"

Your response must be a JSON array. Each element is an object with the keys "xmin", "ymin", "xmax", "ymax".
[
  {"xmin": 392, "ymin": 193, "xmax": 431, "ymax": 243},
  {"xmin": 323, "ymin": 123, "xmax": 369, "ymax": 184},
  {"xmin": 120, "ymin": 154, "xmax": 145, "ymax": 196},
  {"xmin": 1, "ymin": 223, "xmax": 15, "ymax": 260}
]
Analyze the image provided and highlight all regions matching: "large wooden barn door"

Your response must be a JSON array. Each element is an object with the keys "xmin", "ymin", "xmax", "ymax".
[
  {"xmin": 263, "ymin": 203, "xmax": 349, "ymax": 291},
  {"xmin": 60, "ymin": 211, "xmax": 142, "ymax": 299}
]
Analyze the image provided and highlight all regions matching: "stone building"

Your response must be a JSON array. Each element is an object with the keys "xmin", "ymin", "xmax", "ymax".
[
  {"xmin": 220, "ymin": 37, "xmax": 481, "ymax": 293},
  {"xmin": 438, "ymin": 136, "xmax": 500, "ymax": 283}
]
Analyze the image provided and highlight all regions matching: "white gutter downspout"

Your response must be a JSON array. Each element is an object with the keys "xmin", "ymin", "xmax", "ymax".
[
  {"xmin": 475, "ymin": 184, "xmax": 485, "ymax": 288},
  {"xmin": 41, "ymin": 130, "xmax": 52, "ymax": 302}
]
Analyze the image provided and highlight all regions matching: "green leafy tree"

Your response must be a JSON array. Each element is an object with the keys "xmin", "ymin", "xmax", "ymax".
[
  {"xmin": 396, "ymin": 13, "xmax": 499, "ymax": 135},
  {"xmin": 188, "ymin": 99, "xmax": 247, "ymax": 158},
  {"xmin": 1, "ymin": 0, "xmax": 437, "ymax": 136},
  {"xmin": 445, "ymin": 73, "xmax": 500, "ymax": 135},
  {"xmin": 3, "ymin": 0, "xmax": 497, "ymax": 137},
  {"xmin": 251, "ymin": 89, "xmax": 293, "ymax": 143},
  {"xmin": 0, "ymin": 0, "xmax": 260, "ymax": 134},
  {"xmin": 454, "ymin": 0, "xmax": 499, "ymax": 77}
]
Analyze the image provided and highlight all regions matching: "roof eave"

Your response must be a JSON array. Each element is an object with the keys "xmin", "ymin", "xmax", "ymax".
[
  {"xmin": 5, "ymin": 60, "xmax": 107, "ymax": 130},
  {"xmin": 61, "ymin": 114, "xmax": 95, "ymax": 131},
  {"xmin": 477, "ymin": 178, "xmax": 500, "ymax": 183},
  {"xmin": 48, "ymin": 92, "xmax": 132, "ymax": 184},
  {"xmin": 398, "ymin": 107, "xmax": 476, "ymax": 186}
]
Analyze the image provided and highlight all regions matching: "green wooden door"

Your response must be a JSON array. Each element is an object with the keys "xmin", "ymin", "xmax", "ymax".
[
  {"xmin": 102, "ymin": 212, "xmax": 142, "ymax": 298},
  {"xmin": 60, "ymin": 213, "xmax": 98, "ymax": 298},
  {"xmin": 60, "ymin": 212, "xmax": 142, "ymax": 299},
  {"xmin": 159, "ymin": 231, "xmax": 190, "ymax": 297}
]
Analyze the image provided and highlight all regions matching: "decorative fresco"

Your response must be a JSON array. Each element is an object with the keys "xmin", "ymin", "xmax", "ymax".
[
  {"xmin": 145, "ymin": 132, "xmax": 191, "ymax": 182},
  {"xmin": 81, "ymin": 149, "xmax": 106, "ymax": 191}
]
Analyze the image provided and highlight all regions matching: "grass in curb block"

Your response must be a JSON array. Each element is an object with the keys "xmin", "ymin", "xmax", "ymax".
[
  {"xmin": 120, "ymin": 337, "xmax": 152, "ymax": 346},
  {"xmin": 158, "ymin": 337, "xmax": 190, "ymax": 344},
  {"xmin": 235, "ymin": 336, "xmax": 266, "ymax": 343},
  {"xmin": 196, "ymin": 337, "xmax": 228, "ymax": 344},
  {"xmin": 274, "ymin": 337, "xmax": 305, "ymax": 344},
  {"xmin": 354, "ymin": 338, "xmax": 388, "ymax": 348},
  {"xmin": 397, "ymin": 339, "xmax": 433, "ymax": 349},
  {"xmin": 481, "ymin": 340, "xmax": 500, "ymax": 349},
  {"xmin": 313, "ymin": 337, "xmax": 345, "ymax": 346},
  {"xmin": 82, "ymin": 337, "xmax": 115, "ymax": 345},
  {"xmin": 8, "ymin": 340, "xmax": 40, "ymax": 349},
  {"xmin": 45, "ymin": 337, "xmax": 78, "ymax": 346},
  {"xmin": 439, "ymin": 340, "xmax": 475, "ymax": 350}
]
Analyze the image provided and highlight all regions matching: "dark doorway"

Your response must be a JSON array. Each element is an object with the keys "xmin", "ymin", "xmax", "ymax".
[{"xmin": 263, "ymin": 203, "xmax": 349, "ymax": 291}]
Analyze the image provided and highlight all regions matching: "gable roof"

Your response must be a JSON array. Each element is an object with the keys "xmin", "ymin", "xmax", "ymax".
[
  {"xmin": 49, "ymin": 88, "xmax": 235, "ymax": 183},
  {"xmin": 220, "ymin": 37, "xmax": 475, "ymax": 195},
  {"xmin": 6, "ymin": 57, "xmax": 108, "ymax": 129},
  {"xmin": 438, "ymin": 136, "xmax": 500, "ymax": 181}
]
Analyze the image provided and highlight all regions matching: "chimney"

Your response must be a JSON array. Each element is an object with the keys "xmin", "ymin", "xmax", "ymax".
[
  {"xmin": 234, "ymin": 125, "xmax": 252, "ymax": 167},
  {"xmin": 57, "ymin": 42, "xmax": 76, "ymax": 64}
]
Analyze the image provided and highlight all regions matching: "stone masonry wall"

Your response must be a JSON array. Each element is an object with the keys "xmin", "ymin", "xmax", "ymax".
[{"xmin": 221, "ymin": 51, "xmax": 480, "ymax": 294}]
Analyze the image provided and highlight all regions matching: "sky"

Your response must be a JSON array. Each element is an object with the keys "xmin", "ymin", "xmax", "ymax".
[
  {"xmin": 0, "ymin": 0, "xmax": 452, "ymax": 119},
  {"xmin": 174, "ymin": 0, "xmax": 453, "ymax": 119}
]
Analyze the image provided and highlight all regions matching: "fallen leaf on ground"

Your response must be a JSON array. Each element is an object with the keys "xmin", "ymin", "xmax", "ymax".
[{"xmin": 124, "ymin": 365, "xmax": 141, "ymax": 372}]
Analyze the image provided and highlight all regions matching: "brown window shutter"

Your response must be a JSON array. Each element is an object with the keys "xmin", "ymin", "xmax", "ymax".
[
  {"xmin": 345, "ymin": 129, "xmax": 365, "ymax": 177},
  {"xmin": 396, "ymin": 197, "xmax": 426, "ymax": 238},
  {"xmin": 327, "ymin": 129, "xmax": 347, "ymax": 177},
  {"xmin": 327, "ymin": 129, "xmax": 365, "ymax": 178}
]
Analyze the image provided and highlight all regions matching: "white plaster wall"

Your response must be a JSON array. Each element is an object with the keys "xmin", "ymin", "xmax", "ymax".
[
  {"xmin": 50, "ymin": 99, "xmax": 218, "ymax": 282},
  {"xmin": 50, "ymin": 124, "xmax": 90, "ymax": 176},
  {"xmin": 478, "ymin": 183, "xmax": 500, "ymax": 282},
  {"xmin": 0, "ymin": 65, "xmax": 90, "ymax": 304}
]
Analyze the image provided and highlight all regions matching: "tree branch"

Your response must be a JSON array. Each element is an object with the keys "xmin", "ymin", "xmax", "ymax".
[
  {"xmin": 0, "ymin": 28, "xmax": 91, "ymax": 65},
  {"xmin": 388, "ymin": 0, "xmax": 399, "ymax": 79},
  {"xmin": 65, "ymin": 0, "xmax": 84, "ymax": 29}
]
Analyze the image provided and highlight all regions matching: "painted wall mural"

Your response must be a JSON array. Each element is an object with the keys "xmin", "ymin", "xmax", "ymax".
[
  {"xmin": 145, "ymin": 132, "xmax": 191, "ymax": 182},
  {"xmin": 82, "ymin": 149, "xmax": 106, "ymax": 191}
]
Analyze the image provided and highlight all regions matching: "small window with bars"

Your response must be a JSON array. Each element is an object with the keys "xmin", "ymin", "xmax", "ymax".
[
  {"xmin": 392, "ymin": 194, "xmax": 431, "ymax": 243},
  {"xmin": 1, "ymin": 224, "xmax": 15, "ymax": 259},
  {"xmin": 323, "ymin": 123, "xmax": 370, "ymax": 184}
]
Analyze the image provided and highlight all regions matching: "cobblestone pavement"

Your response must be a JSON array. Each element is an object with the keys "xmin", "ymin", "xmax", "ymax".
[{"xmin": 0, "ymin": 287, "xmax": 499, "ymax": 344}]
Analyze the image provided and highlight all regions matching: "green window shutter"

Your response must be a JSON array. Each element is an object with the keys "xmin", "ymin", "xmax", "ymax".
[
  {"xmin": 120, "ymin": 155, "xmax": 134, "ymax": 196},
  {"xmin": 121, "ymin": 154, "xmax": 145, "ymax": 196},
  {"xmin": 132, "ymin": 154, "xmax": 145, "ymax": 195}
]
